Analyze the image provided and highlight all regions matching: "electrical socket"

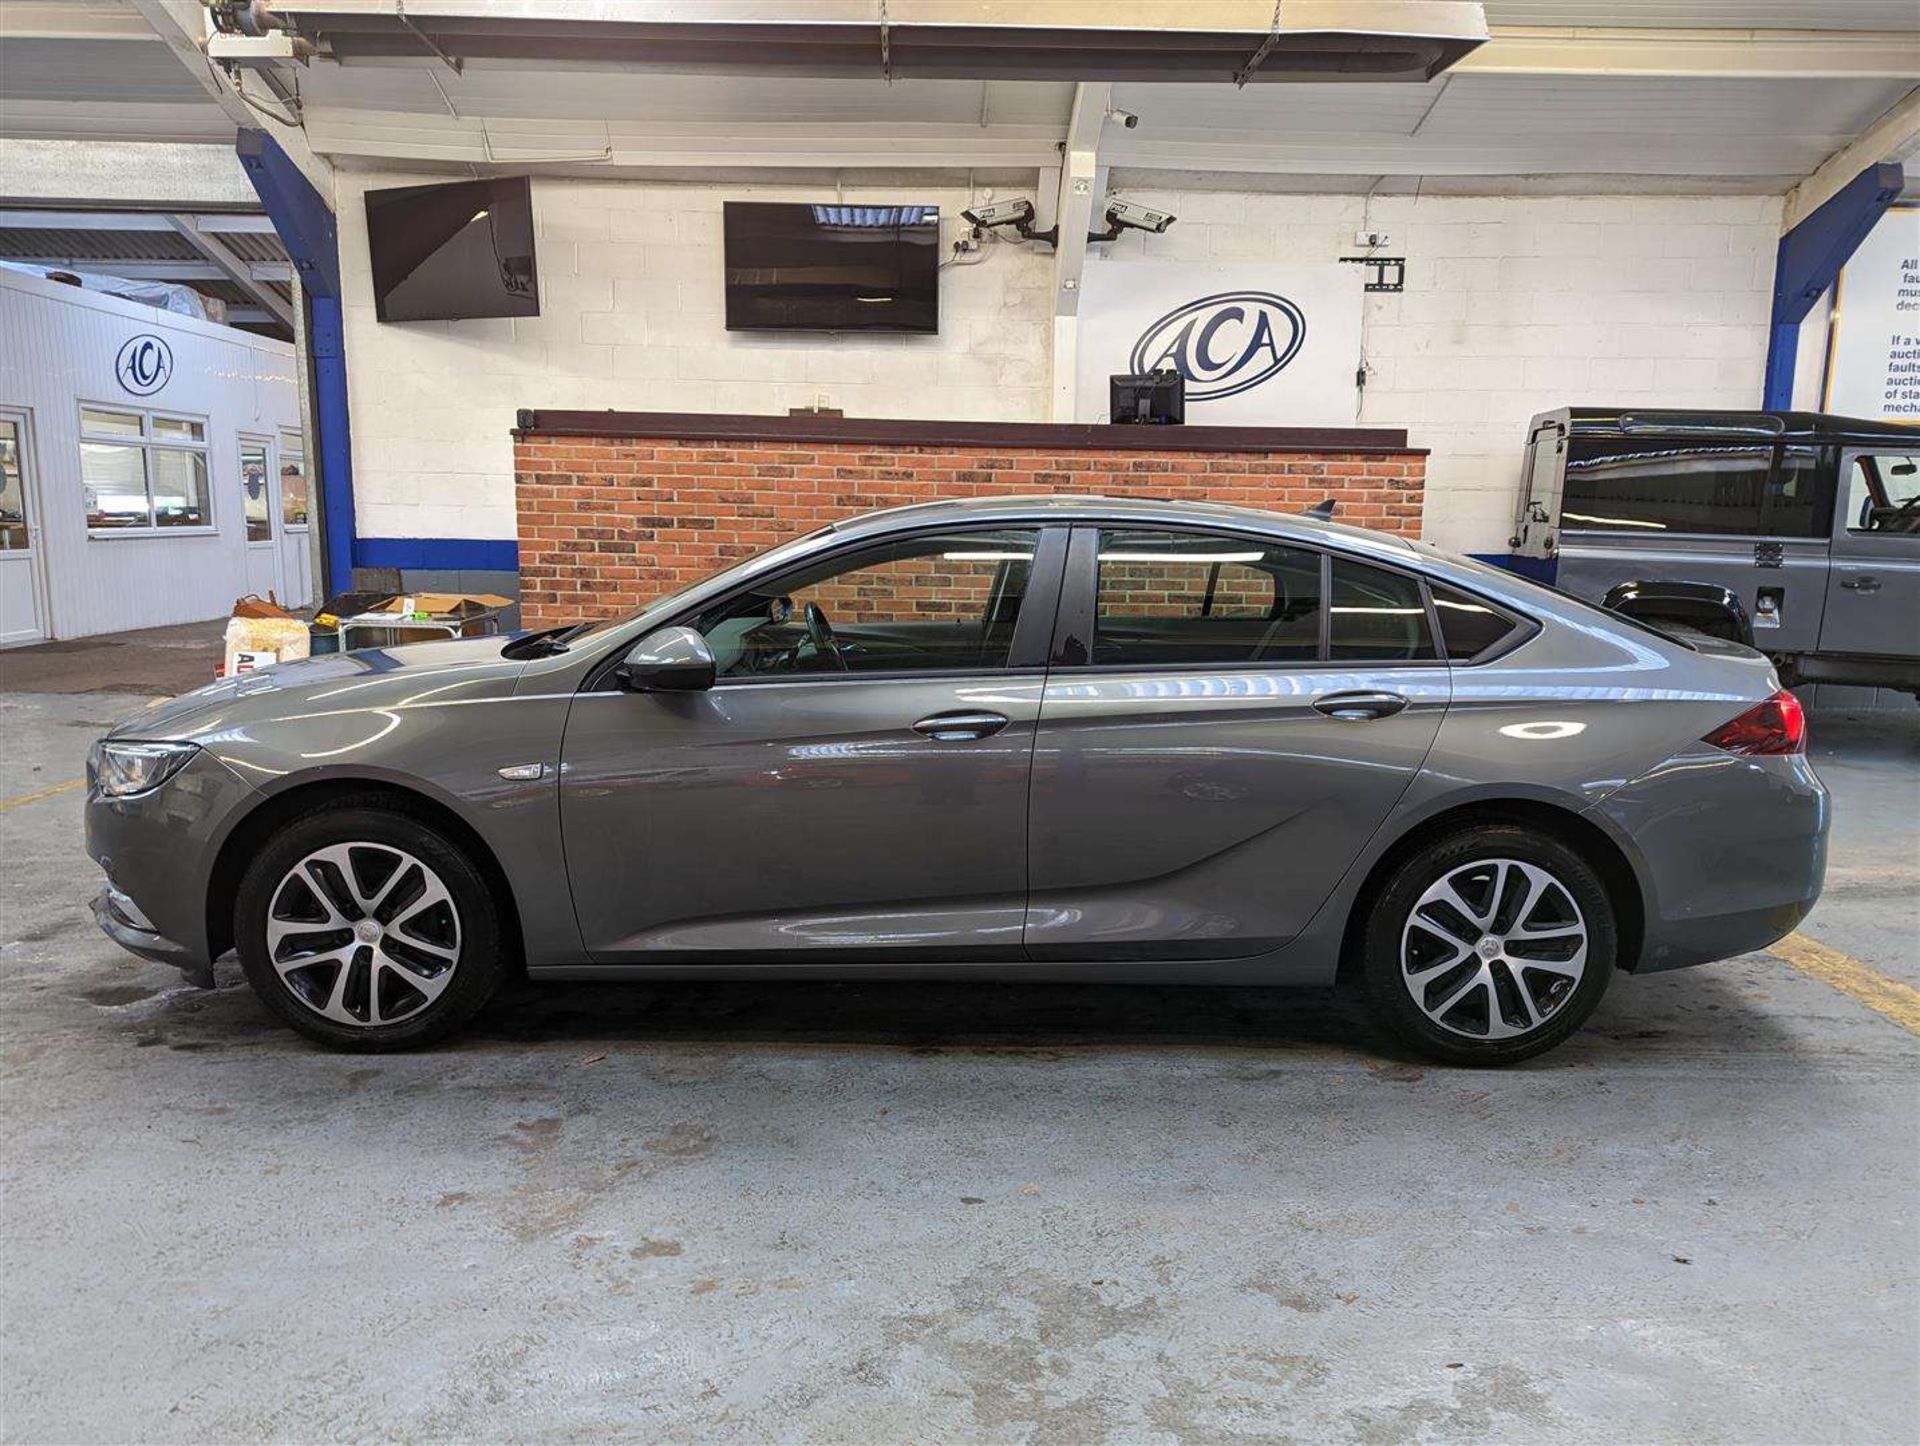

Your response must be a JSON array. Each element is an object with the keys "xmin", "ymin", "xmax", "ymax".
[{"xmin": 1353, "ymin": 229, "xmax": 1391, "ymax": 249}]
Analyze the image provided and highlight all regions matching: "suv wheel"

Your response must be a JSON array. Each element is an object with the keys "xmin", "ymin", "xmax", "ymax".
[
  {"xmin": 235, "ymin": 801, "xmax": 507, "ymax": 1051},
  {"xmin": 1357, "ymin": 823, "xmax": 1614, "ymax": 1066}
]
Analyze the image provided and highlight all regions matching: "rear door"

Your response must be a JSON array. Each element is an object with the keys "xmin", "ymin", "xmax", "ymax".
[
  {"xmin": 1821, "ymin": 446, "xmax": 1920, "ymax": 660},
  {"xmin": 1023, "ymin": 524, "xmax": 1449, "ymax": 961}
]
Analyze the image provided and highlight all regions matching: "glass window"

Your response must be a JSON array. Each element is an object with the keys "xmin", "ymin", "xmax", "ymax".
[
  {"xmin": 691, "ymin": 528, "xmax": 1041, "ymax": 679},
  {"xmin": 79, "ymin": 407, "xmax": 142, "ymax": 439},
  {"xmin": 79, "ymin": 403, "xmax": 212, "ymax": 533},
  {"xmin": 1764, "ymin": 446, "xmax": 1827, "ymax": 538},
  {"xmin": 1842, "ymin": 451, "xmax": 1920, "ymax": 535},
  {"xmin": 1431, "ymin": 582, "xmax": 1523, "ymax": 661},
  {"xmin": 150, "ymin": 448, "xmax": 210, "ymax": 528},
  {"xmin": 82, "ymin": 441, "xmax": 151, "ymax": 529},
  {"xmin": 152, "ymin": 416, "xmax": 205, "ymax": 443},
  {"xmin": 1329, "ymin": 558, "xmax": 1435, "ymax": 661},
  {"xmin": 280, "ymin": 433, "xmax": 310, "ymax": 528},
  {"xmin": 1562, "ymin": 440, "xmax": 1772, "ymax": 536},
  {"xmin": 1092, "ymin": 529, "xmax": 1322, "ymax": 666},
  {"xmin": 0, "ymin": 420, "xmax": 28, "ymax": 551},
  {"xmin": 240, "ymin": 440, "xmax": 272, "ymax": 542}
]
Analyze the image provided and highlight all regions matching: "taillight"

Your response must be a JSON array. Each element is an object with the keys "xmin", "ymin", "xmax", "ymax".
[{"xmin": 1702, "ymin": 688, "xmax": 1806, "ymax": 756}]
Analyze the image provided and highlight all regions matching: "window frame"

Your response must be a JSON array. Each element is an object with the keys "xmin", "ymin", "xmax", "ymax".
[
  {"xmin": 77, "ymin": 400, "xmax": 216, "ymax": 538},
  {"xmin": 588, "ymin": 522, "xmax": 1071, "ymax": 691},
  {"xmin": 1049, "ymin": 522, "xmax": 1500, "ymax": 674},
  {"xmin": 238, "ymin": 432, "xmax": 275, "ymax": 545},
  {"xmin": 1052, "ymin": 522, "xmax": 1451, "ymax": 675},
  {"xmin": 1837, "ymin": 447, "xmax": 1920, "ymax": 539},
  {"xmin": 1557, "ymin": 437, "xmax": 1836, "ymax": 542},
  {"xmin": 278, "ymin": 429, "xmax": 312, "ymax": 532}
]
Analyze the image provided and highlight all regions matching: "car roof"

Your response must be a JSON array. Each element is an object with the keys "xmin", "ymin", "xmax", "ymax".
[
  {"xmin": 1548, "ymin": 407, "xmax": 1919, "ymax": 447},
  {"xmin": 826, "ymin": 493, "xmax": 1420, "ymax": 559}
]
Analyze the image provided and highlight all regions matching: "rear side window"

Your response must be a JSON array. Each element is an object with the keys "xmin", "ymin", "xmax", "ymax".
[
  {"xmin": 1092, "ymin": 529, "xmax": 1322, "ymax": 666},
  {"xmin": 1430, "ymin": 582, "xmax": 1526, "ymax": 661},
  {"xmin": 1329, "ymin": 558, "xmax": 1436, "ymax": 661},
  {"xmin": 1562, "ymin": 439, "xmax": 1772, "ymax": 536}
]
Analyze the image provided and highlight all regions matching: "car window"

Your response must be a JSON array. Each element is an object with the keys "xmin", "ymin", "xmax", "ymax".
[
  {"xmin": 1430, "ymin": 582, "xmax": 1525, "ymax": 661},
  {"xmin": 1091, "ymin": 528, "xmax": 1322, "ymax": 666},
  {"xmin": 1842, "ymin": 451, "xmax": 1920, "ymax": 535},
  {"xmin": 1330, "ymin": 558, "xmax": 1436, "ymax": 661},
  {"xmin": 690, "ymin": 528, "xmax": 1040, "ymax": 678},
  {"xmin": 1562, "ymin": 439, "xmax": 1772, "ymax": 536}
]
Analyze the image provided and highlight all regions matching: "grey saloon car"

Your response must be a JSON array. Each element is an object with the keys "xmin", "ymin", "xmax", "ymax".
[{"xmin": 86, "ymin": 495, "xmax": 1828, "ymax": 1063}]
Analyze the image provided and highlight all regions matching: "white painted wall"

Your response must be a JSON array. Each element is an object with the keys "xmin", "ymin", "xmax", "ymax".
[
  {"xmin": 335, "ymin": 174, "xmax": 1781, "ymax": 553},
  {"xmin": 1097, "ymin": 189, "xmax": 1782, "ymax": 550},
  {"xmin": 0, "ymin": 267, "xmax": 305, "ymax": 641},
  {"xmin": 334, "ymin": 173, "xmax": 1055, "ymax": 544}
]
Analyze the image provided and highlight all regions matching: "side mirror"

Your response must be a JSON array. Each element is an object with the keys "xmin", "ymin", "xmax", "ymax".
[{"xmin": 615, "ymin": 626, "xmax": 715, "ymax": 693}]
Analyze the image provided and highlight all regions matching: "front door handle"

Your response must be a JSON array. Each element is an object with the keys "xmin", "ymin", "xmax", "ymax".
[
  {"xmin": 1313, "ymin": 690, "xmax": 1409, "ymax": 722},
  {"xmin": 912, "ymin": 710, "xmax": 1010, "ymax": 742},
  {"xmin": 1840, "ymin": 575, "xmax": 1882, "ymax": 593}
]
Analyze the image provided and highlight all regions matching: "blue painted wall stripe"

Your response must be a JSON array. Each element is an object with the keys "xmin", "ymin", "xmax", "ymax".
[{"xmin": 353, "ymin": 537, "xmax": 521, "ymax": 573}]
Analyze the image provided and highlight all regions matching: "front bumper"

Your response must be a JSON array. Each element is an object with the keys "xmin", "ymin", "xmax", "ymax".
[
  {"xmin": 84, "ymin": 747, "xmax": 256, "ymax": 988},
  {"xmin": 91, "ymin": 886, "xmax": 215, "ymax": 988},
  {"xmin": 1591, "ymin": 745, "xmax": 1829, "ymax": 973}
]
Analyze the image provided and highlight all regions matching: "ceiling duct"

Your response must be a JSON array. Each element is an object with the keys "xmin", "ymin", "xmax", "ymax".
[{"xmin": 264, "ymin": 1, "xmax": 1488, "ymax": 83}]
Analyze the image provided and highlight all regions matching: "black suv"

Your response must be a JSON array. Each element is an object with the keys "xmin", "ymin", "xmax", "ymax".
[{"xmin": 1511, "ymin": 408, "xmax": 1920, "ymax": 697}]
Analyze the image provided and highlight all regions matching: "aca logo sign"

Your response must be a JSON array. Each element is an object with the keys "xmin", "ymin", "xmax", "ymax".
[
  {"xmin": 1128, "ymin": 291, "xmax": 1306, "ymax": 402},
  {"xmin": 115, "ymin": 334, "xmax": 173, "ymax": 397}
]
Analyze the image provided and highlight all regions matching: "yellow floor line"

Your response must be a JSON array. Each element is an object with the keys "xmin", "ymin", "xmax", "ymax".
[
  {"xmin": 1767, "ymin": 931, "xmax": 1920, "ymax": 1036},
  {"xmin": 0, "ymin": 777, "xmax": 84, "ymax": 811}
]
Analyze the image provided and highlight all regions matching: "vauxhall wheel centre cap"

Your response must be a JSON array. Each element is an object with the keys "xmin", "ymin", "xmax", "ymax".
[
  {"xmin": 355, "ymin": 918, "xmax": 384, "ymax": 944},
  {"xmin": 1477, "ymin": 936, "xmax": 1502, "ymax": 959}
]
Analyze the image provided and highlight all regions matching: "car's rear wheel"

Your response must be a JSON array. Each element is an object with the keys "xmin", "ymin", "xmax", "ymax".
[
  {"xmin": 1357, "ymin": 823, "xmax": 1615, "ymax": 1066},
  {"xmin": 234, "ymin": 801, "xmax": 507, "ymax": 1050}
]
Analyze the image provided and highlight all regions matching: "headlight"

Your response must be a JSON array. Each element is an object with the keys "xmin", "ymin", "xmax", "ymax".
[{"xmin": 88, "ymin": 740, "xmax": 200, "ymax": 799}]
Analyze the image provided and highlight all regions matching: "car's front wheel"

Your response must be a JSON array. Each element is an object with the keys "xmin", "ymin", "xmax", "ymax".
[
  {"xmin": 234, "ymin": 799, "xmax": 508, "ymax": 1050},
  {"xmin": 1357, "ymin": 823, "xmax": 1615, "ymax": 1066}
]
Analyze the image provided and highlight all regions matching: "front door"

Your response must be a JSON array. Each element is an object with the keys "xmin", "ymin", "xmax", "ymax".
[
  {"xmin": 0, "ymin": 411, "xmax": 48, "ymax": 647},
  {"xmin": 1822, "ymin": 445, "xmax": 1920, "ymax": 661},
  {"xmin": 239, "ymin": 435, "xmax": 282, "ymax": 601},
  {"xmin": 559, "ymin": 525, "xmax": 1064, "ymax": 961},
  {"xmin": 1025, "ymin": 525, "xmax": 1450, "ymax": 960}
]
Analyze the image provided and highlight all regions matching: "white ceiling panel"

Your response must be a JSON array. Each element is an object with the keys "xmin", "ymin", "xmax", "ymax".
[{"xmin": 1483, "ymin": 1, "xmax": 1919, "ymax": 26}]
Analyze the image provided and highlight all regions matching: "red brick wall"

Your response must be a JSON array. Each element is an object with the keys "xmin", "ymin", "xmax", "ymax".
[{"xmin": 513, "ymin": 433, "xmax": 1426, "ymax": 629}]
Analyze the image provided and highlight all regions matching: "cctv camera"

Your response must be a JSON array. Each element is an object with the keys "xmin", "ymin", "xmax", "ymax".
[
  {"xmin": 1104, "ymin": 199, "xmax": 1176, "ymax": 234},
  {"xmin": 961, "ymin": 198, "xmax": 1035, "ymax": 230},
  {"xmin": 1108, "ymin": 108, "xmax": 1140, "ymax": 129}
]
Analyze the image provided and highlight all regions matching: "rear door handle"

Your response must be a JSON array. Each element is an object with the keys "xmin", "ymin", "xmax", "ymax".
[
  {"xmin": 1313, "ymin": 690, "xmax": 1409, "ymax": 721},
  {"xmin": 1840, "ymin": 576, "xmax": 1882, "ymax": 593},
  {"xmin": 912, "ymin": 710, "xmax": 1010, "ymax": 741}
]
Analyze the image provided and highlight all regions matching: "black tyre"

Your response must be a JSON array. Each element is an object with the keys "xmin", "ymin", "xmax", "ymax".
[
  {"xmin": 234, "ymin": 798, "xmax": 508, "ymax": 1051},
  {"xmin": 1357, "ymin": 823, "xmax": 1615, "ymax": 1066}
]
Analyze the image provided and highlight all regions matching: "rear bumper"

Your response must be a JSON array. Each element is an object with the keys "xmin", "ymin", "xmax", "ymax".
[{"xmin": 1590, "ymin": 746, "xmax": 1829, "ymax": 973}]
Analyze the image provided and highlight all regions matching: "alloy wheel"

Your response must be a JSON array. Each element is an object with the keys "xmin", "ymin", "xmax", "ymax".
[
  {"xmin": 265, "ymin": 842, "xmax": 462, "ymax": 1027},
  {"xmin": 1399, "ymin": 857, "xmax": 1589, "ymax": 1041}
]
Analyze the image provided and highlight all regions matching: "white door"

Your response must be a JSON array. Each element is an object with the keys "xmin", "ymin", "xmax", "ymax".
[
  {"xmin": 0, "ymin": 410, "xmax": 49, "ymax": 647},
  {"xmin": 239, "ymin": 434, "xmax": 282, "ymax": 603},
  {"xmin": 277, "ymin": 431, "xmax": 313, "ymax": 608}
]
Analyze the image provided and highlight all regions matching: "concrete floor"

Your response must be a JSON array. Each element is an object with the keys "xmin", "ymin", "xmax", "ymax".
[{"xmin": 2, "ymin": 681, "xmax": 1915, "ymax": 1443}]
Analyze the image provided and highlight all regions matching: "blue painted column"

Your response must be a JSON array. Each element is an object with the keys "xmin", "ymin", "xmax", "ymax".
[
  {"xmin": 235, "ymin": 130, "xmax": 356, "ymax": 593},
  {"xmin": 1763, "ymin": 161, "xmax": 1904, "ymax": 410}
]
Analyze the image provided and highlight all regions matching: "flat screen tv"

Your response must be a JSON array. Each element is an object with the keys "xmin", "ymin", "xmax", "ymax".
[
  {"xmin": 724, "ymin": 203, "xmax": 939, "ymax": 334},
  {"xmin": 366, "ymin": 176, "xmax": 539, "ymax": 323}
]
